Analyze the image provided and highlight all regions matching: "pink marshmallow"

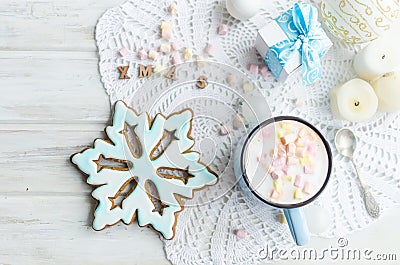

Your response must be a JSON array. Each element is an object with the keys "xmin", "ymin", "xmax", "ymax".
[
  {"xmin": 119, "ymin": 47, "xmax": 129, "ymax": 57},
  {"xmin": 295, "ymin": 98, "xmax": 305, "ymax": 107},
  {"xmin": 270, "ymin": 189, "xmax": 281, "ymax": 200},
  {"xmin": 282, "ymin": 165, "xmax": 294, "ymax": 176},
  {"xmin": 220, "ymin": 125, "xmax": 229, "ymax": 135},
  {"xmin": 296, "ymin": 147, "xmax": 307, "ymax": 157},
  {"xmin": 295, "ymin": 138, "xmax": 307, "ymax": 147},
  {"xmin": 294, "ymin": 175, "xmax": 304, "ymax": 188},
  {"xmin": 171, "ymin": 54, "xmax": 183, "ymax": 65},
  {"xmin": 303, "ymin": 181, "xmax": 312, "ymax": 194},
  {"xmin": 298, "ymin": 128, "xmax": 307, "ymax": 138},
  {"xmin": 306, "ymin": 145, "xmax": 316, "ymax": 156},
  {"xmin": 270, "ymin": 148, "xmax": 276, "ymax": 157},
  {"xmin": 205, "ymin": 44, "xmax": 215, "ymax": 56},
  {"xmin": 277, "ymin": 144, "xmax": 286, "ymax": 156},
  {"xmin": 218, "ymin": 24, "xmax": 228, "ymax": 35},
  {"xmin": 248, "ymin": 64, "xmax": 259, "ymax": 74},
  {"xmin": 286, "ymin": 143, "xmax": 296, "ymax": 157},
  {"xmin": 171, "ymin": 42, "xmax": 180, "ymax": 51},
  {"xmin": 272, "ymin": 157, "xmax": 285, "ymax": 167},
  {"xmin": 162, "ymin": 29, "xmax": 173, "ymax": 40},
  {"xmin": 260, "ymin": 128, "xmax": 272, "ymax": 139},
  {"xmin": 281, "ymin": 133, "xmax": 297, "ymax": 145},
  {"xmin": 259, "ymin": 65, "xmax": 270, "ymax": 78},
  {"xmin": 286, "ymin": 156, "xmax": 299, "ymax": 166},
  {"xmin": 137, "ymin": 49, "xmax": 148, "ymax": 60},
  {"xmin": 226, "ymin": 74, "xmax": 237, "ymax": 85},
  {"xmin": 234, "ymin": 229, "xmax": 247, "ymax": 239},
  {"xmin": 271, "ymin": 170, "xmax": 283, "ymax": 180},
  {"xmin": 304, "ymin": 165, "xmax": 315, "ymax": 174}
]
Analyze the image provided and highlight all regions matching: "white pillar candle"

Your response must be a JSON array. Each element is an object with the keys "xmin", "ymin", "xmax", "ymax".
[
  {"xmin": 330, "ymin": 78, "xmax": 378, "ymax": 122},
  {"xmin": 353, "ymin": 25, "xmax": 400, "ymax": 81},
  {"xmin": 371, "ymin": 71, "xmax": 400, "ymax": 113}
]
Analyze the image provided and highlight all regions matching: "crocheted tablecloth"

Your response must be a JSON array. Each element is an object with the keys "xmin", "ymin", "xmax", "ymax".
[{"xmin": 95, "ymin": 0, "xmax": 400, "ymax": 264}]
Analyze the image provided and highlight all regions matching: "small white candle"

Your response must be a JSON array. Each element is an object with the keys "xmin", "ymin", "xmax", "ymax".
[
  {"xmin": 353, "ymin": 25, "xmax": 400, "ymax": 81},
  {"xmin": 371, "ymin": 71, "xmax": 400, "ymax": 112},
  {"xmin": 330, "ymin": 78, "xmax": 378, "ymax": 122}
]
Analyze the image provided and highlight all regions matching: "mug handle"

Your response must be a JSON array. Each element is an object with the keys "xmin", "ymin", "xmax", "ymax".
[{"xmin": 283, "ymin": 208, "xmax": 310, "ymax": 246}]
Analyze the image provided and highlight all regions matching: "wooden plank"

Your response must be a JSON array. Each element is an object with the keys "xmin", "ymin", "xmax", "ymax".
[
  {"xmin": 0, "ymin": 126, "xmax": 106, "ymax": 193},
  {"xmin": 0, "ymin": 51, "xmax": 110, "ymax": 123},
  {"xmin": 0, "ymin": 195, "xmax": 169, "ymax": 265},
  {"xmin": 0, "ymin": 0, "xmax": 126, "ymax": 51}
]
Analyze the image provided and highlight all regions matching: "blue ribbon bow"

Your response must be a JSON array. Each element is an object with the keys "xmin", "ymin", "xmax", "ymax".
[{"xmin": 266, "ymin": 3, "xmax": 326, "ymax": 86}]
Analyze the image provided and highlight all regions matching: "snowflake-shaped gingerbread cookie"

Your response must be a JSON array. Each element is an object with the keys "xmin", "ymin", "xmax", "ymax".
[{"xmin": 71, "ymin": 101, "xmax": 218, "ymax": 239}]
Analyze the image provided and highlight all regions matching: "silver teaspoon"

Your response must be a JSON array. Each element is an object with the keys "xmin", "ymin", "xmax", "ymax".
[{"xmin": 335, "ymin": 128, "xmax": 380, "ymax": 218}]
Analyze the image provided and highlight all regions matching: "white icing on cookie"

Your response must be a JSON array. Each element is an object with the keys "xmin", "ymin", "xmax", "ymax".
[{"xmin": 71, "ymin": 101, "xmax": 217, "ymax": 239}]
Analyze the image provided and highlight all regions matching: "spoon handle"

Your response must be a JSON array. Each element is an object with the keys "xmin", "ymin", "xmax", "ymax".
[{"xmin": 351, "ymin": 159, "xmax": 380, "ymax": 218}]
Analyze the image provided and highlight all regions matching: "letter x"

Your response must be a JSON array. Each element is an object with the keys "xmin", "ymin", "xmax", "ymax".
[{"xmin": 118, "ymin": 66, "xmax": 130, "ymax": 79}]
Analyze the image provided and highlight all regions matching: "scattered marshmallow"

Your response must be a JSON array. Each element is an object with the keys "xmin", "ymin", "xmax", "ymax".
[
  {"xmin": 295, "ymin": 138, "xmax": 307, "ymax": 147},
  {"xmin": 286, "ymin": 156, "xmax": 299, "ymax": 166},
  {"xmin": 195, "ymin": 55, "xmax": 205, "ymax": 67},
  {"xmin": 119, "ymin": 47, "xmax": 130, "ymax": 57},
  {"xmin": 273, "ymin": 179, "xmax": 282, "ymax": 192},
  {"xmin": 286, "ymin": 143, "xmax": 296, "ymax": 157},
  {"xmin": 137, "ymin": 49, "xmax": 148, "ymax": 60},
  {"xmin": 234, "ymin": 229, "xmax": 247, "ymax": 239},
  {"xmin": 272, "ymin": 157, "xmax": 285, "ymax": 167},
  {"xmin": 281, "ymin": 133, "xmax": 297, "ymax": 145},
  {"xmin": 219, "ymin": 125, "xmax": 229, "ymax": 135},
  {"xmin": 168, "ymin": 2, "xmax": 178, "ymax": 15},
  {"xmin": 294, "ymin": 175, "xmax": 304, "ymax": 188},
  {"xmin": 306, "ymin": 145, "xmax": 316, "ymax": 156},
  {"xmin": 294, "ymin": 189, "xmax": 303, "ymax": 200},
  {"xmin": 205, "ymin": 44, "xmax": 216, "ymax": 56},
  {"xmin": 183, "ymin": 48, "xmax": 193, "ymax": 61},
  {"xmin": 304, "ymin": 165, "xmax": 315, "ymax": 174},
  {"xmin": 242, "ymin": 82, "xmax": 253, "ymax": 92},
  {"xmin": 277, "ymin": 212, "xmax": 287, "ymax": 224},
  {"xmin": 160, "ymin": 21, "xmax": 172, "ymax": 30},
  {"xmin": 282, "ymin": 165, "xmax": 294, "ymax": 176},
  {"xmin": 277, "ymin": 144, "xmax": 286, "ymax": 156},
  {"xmin": 296, "ymin": 147, "xmax": 307, "ymax": 157},
  {"xmin": 270, "ymin": 189, "xmax": 281, "ymax": 200},
  {"xmin": 259, "ymin": 65, "xmax": 270, "ymax": 78},
  {"xmin": 280, "ymin": 121, "xmax": 293, "ymax": 131},
  {"xmin": 218, "ymin": 24, "xmax": 228, "ymax": 35},
  {"xmin": 271, "ymin": 170, "xmax": 283, "ymax": 180},
  {"xmin": 277, "ymin": 130, "xmax": 289, "ymax": 139},
  {"xmin": 295, "ymin": 97, "xmax": 305, "ymax": 107},
  {"xmin": 153, "ymin": 65, "xmax": 166, "ymax": 73},
  {"xmin": 171, "ymin": 54, "xmax": 183, "ymax": 65},
  {"xmin": 282, "ymin": 175, "xmax": 293, "ymax": 182},
  {"xmin": 298, "ymin": 128, "xmax": 307, "ymax": 138},
  {"xmin": 302, "ymin": 181, "xmax": 312, "ymax": 194},
  {"xmin": 171, "ymin": 42, "xmax": 180, "ymax": 51},
  {"xmin": 162, "ymin": 29, "xmax": 173, "ymax": 40},
  {"xmin": 148, "ymin": 50, "xmax": 159, "ymax": 61},
  {"xmin": 300, "ymin": 156, "xmax": 313, "ymax": 166},
  {"xmin": 227, "ymin": 74, "xmax": 237, "ymax": 85},
  {"xmin": 159, "ymin": 43, "xmax": 171, "ymax": 54},
  {"xmin": 232, "ymin": 114, "xmax": 243, "ymax": 129},
  {"xmin": 248, "ymin": 64, "xmax": 259, "ymax": 74}
]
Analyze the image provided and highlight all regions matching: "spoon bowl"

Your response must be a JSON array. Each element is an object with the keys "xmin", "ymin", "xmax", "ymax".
[{"xmin": 335, "ymin": 128, "xmax": 357, "ymax": 158}]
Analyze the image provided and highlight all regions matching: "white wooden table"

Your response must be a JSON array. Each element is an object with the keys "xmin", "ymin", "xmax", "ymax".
[{"xmin": 0, "ymin": 1, "xmax": 399, "ymax": 264}]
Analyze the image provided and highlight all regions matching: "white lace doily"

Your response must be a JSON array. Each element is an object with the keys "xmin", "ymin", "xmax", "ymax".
[{"xmin": 95, "ymin": 0, "xmax": 400, "ymax": 264}]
